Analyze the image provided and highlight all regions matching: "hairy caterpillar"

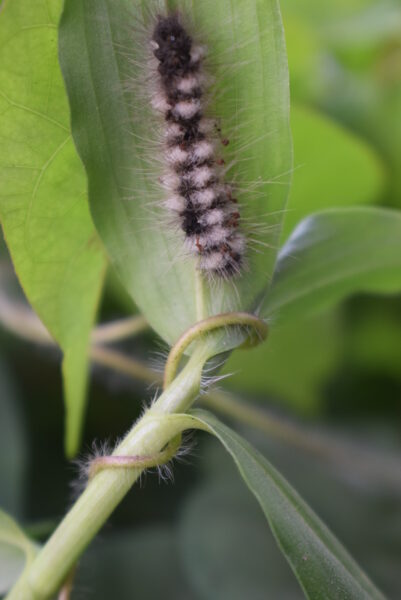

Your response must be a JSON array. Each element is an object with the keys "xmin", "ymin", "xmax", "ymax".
[{"xmin": 149, "ymin": 13, "xmax": 246, "ymax": 279}]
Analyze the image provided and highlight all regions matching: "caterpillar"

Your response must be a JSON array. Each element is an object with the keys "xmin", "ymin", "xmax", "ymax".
[{"xmin": 150, "ymin": 13, "xmax": 246, "ymax": 279}]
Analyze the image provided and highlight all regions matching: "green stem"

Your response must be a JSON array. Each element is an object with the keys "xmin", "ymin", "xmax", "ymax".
[
  {"xmin": 7, "ymin": 345, "xmax": 209, "ymax": 600},
  {"xmin": 163, "ymin": 312, "xmax": 268, "ymax": 388}
]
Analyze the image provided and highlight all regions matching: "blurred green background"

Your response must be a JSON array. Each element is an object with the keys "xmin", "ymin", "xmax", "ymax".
[{"xmin": 1, "ymin": 0, "xmax": 400, "ymax": 598}]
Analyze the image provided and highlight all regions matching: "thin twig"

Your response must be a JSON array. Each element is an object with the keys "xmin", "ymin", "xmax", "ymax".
[
  {"xmin": 90, "ymin": 345, "xmax": 162, "ymax": 385},
  {"xmin": 0, "ymin": 296, "xmax": 51, "ymax": 345},
  {"xmin": 57, "ymin": 566, "xmax": 76, "ymax": 600},
  {"xmin": 0, "ymin": 294, "xmax": 148, "ymax": 346},
  {"xmin": 91, "ymin": 315, "xmax": 148, "ymax": 344}
]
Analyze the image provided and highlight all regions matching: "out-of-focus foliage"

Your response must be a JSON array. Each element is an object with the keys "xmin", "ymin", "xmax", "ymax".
[
  {"xmin": 224, "ymin": 313, "xmax": 342, "ymax": 413},
  {"xmin": 78, "ymin": 527, "xmax": 193, "ymax": 600},
  {"xmin": 343, "ymin": 297, "xmax": 401, "ymax": 376},
  {"xmin": 283, "ymin": 104, "xmax": 384, "ymax": 241},
  {"xmin": 180, "ymin": 482, "xmax": 302, "ymax": 600},
  {"xmin": 0, "ymin": 357, "xmax": 26, "ymax": 517},
  {"xmin": 283, "ymin": 0, "xmax": 401, "ymax": 208},
  {"xmin": 0, "ymin": 508, "xmax": 38, "ymax": 595}
]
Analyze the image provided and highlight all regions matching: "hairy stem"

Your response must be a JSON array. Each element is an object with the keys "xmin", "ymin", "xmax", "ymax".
[{"xmin": 7, "ymin": 345, "xmax": 209, "ymax": 600}]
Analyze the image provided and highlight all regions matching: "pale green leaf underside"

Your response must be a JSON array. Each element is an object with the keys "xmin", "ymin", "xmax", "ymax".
[
  {"xmin": 0, "ymin": 508, "xmax": 38, "ymax": 594},
  {"xmin": 263, "ymin": 207, "xmax": 401, "ymax": 322},
  {"xmin": 192, "ymin": 410, "xmax": 385, "ymax": 600},
  {"xmin": 58, "ymin": 0, "xmax": 292, "ymax": 347},
  {"xmin": 0, "ymin": 0, "xmax": 106, "ymax": 456}
]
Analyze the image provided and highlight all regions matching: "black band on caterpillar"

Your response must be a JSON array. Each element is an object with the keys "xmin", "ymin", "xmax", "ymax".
[{"xmin": 150, "ymin": 13, "xmax": 245, "ymax": 278}]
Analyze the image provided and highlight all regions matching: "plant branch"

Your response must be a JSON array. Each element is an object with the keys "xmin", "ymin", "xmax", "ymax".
[
  {"xmin": 7, "ymin": 345, "xmax": 209, "ymax": 599},
  {"xmin": 91, "ymin": 315, "xmax": 148, "ymax": 344},
  {"xmin": 0, "ymin": 281, "xmax": 148, "ymax": 347}
]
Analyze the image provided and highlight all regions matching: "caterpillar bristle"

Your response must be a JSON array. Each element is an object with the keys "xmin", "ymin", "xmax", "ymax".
[{"xmin": 150, "ymin": 12, "xmax": 246, "ymax": 279}]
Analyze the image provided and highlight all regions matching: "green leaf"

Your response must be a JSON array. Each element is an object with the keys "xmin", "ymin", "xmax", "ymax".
[
  {"xmin": 262, "ymin": 207, "xmax": 401, "ymax": 323},
  {"xmin": 192, "ymin": 410, "xmax": 386, "ymax": 600},
  {"xmin": 0, "ymin": 0, "xmax": 107, "ymax": 456},
  {"xmin": 0, "ymin": 509, "xmax": 38, "ymax": 595},
  {"xmin": 282, "ymin": 105, "xmax": 384, "ymax": 241},
  {"xmin": 58, "ymin": 0, "xmax": 292, "ymax": 347}
]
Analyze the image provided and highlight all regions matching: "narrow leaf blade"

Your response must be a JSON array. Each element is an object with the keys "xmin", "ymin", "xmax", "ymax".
[{"xmin": 192, "ymin": 410, "xmax": 386, "ymax": 600}]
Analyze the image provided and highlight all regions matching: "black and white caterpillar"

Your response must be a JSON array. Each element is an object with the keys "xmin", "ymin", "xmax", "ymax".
[{"xmin": 150, "ymin": 13, "xmax": 246, "ymax": 278}]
